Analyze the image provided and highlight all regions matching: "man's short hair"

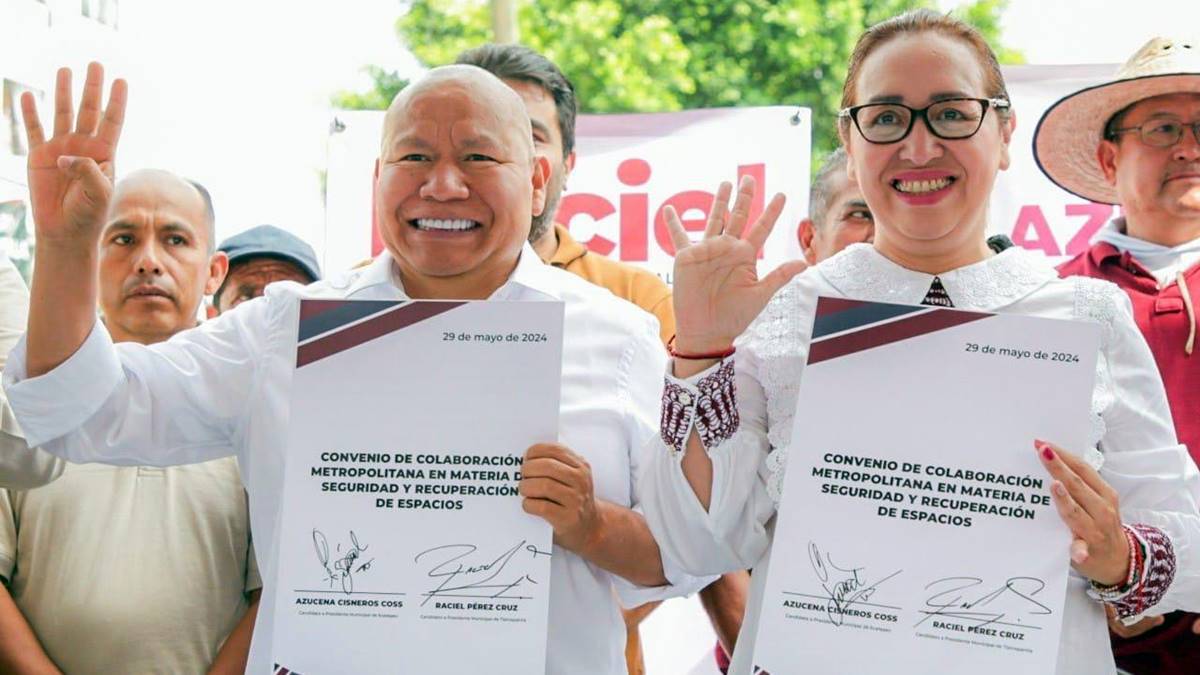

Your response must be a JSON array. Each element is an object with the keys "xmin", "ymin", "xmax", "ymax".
[
  {"xmin": 186, "ymin": 178, "xmax": 217, "ymax": 253},
  {"xmin": 1103, "ymin": 103, "xmax": 1138, "ymax": 142},
  {"xmin": 455, "ymin": 44, "xmax": 578, "ymax": 159},
  {"xmin": 809, "ymin": 147, "xmax": 850, "ymax": 230}
]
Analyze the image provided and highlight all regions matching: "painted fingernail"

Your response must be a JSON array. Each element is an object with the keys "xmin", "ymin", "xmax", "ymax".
[{"xmin": 1035, "ymin": 441, "xmax": 1055, "ymax": 461}]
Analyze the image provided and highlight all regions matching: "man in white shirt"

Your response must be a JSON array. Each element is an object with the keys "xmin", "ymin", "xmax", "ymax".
[
  {"xmin": 3, "ymin": 62, "xmax": 699, "ymax": 674},
  {"xmin": 0, "ymin": 169, "xmax": 260, "ymax": 674}
]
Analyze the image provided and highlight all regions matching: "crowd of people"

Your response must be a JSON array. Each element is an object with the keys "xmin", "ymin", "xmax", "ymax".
[{"xmin": 0, "ymin": 7, "xmax": 1196, "ymax": 675}]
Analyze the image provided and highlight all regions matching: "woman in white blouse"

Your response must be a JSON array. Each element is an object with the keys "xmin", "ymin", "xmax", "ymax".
[{"xmin": 639, "ymin": 9, "xmax": 1200, "ymax": 675}]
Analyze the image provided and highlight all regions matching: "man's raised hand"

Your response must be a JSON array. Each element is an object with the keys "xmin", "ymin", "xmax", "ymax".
[
  {"xmin": 23, "ymin": 62, "xmax": 127, "ymax": 243},
  {"xmin": 666, "ymin": 175, "xmax": 807, "ymax": 355}
]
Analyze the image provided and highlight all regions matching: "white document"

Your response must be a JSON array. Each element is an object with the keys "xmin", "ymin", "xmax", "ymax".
[
  {"xmin": 751, "ymin": 297, "xmax": 1100, "ymax": 675},
  {"xmin": 269, "ymin": 299, "xmax": 564, "ymax": 673}
]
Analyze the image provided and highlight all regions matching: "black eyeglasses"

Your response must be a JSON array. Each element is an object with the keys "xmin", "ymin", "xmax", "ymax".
[
  {"xmin": 1108, "ymin": 119, "xmax": 1200, "ymax": 148},
  {"xmin": 839, "ymin": 97, "xmax": 1010, "ymax": 144}
]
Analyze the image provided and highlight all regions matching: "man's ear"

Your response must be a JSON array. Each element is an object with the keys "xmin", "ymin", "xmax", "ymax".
[
  {"xmin": 205, "ymin": 251, "xmax": 229, "ymax": 295},
  {"xmin": 998, "ymin": 110, "xmax": 1017, "ymax": 171},
  {"xmin": 563, "ymin": 151, "xmax": 577, "ymax": 187},
  {"xmin": 531, "ymin": 155, "xmax": 552, "ymax": 217},
  {"xmin": 1097, "ymin": 140, "xmax": 1120, "ymax": 185},
  {"xmin": 798, "ymin": 218, "xmax": 819, "ymax": 266}
]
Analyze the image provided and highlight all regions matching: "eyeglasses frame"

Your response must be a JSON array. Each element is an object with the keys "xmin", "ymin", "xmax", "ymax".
[
  {"xmin": 1107, "ymin": 119, "xmax": 1200, "ymax": 148},
  {"xmin": 838, "ymin": 97, "xmax": 1012, "ymax": 145}
]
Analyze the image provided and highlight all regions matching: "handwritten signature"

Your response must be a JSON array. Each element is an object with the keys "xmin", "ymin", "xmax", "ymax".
[
  {"xmin": 313, "ymin": 529, "xmax": 375, "ymax": 595},
  {"xmin": 915, "ymin": 576, "xmax": 1052, "ymax": 629},
  {"xmin": 414, "ymin": 540, "xmax": 551, "ymax": 607},
  {"xmin": 807, "ymin": 541, "xmax": 901, "ymax": 626}
]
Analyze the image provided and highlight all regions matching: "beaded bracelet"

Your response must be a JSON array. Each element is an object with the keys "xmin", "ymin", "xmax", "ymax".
[{"xmin": 1090, "ymin": 526, "xmax": 1146, "ymax": 602}]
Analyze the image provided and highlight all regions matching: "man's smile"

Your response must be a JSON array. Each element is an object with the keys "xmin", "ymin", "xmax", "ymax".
[{"xmin": 410, "ymin": 218, "xmax": 483, "ymax": 232}]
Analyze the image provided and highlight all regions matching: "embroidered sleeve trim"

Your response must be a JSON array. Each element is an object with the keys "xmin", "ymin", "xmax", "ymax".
[
  {"xmin": 694, "ymin": 359, "xmax": 739, "ymax": 451},
  {"xmin": 660, "ymin": 378, "xmax": 694, "ymax": 456},
  {"xmin": 1089, "ymin": 523, "xmax": 1176, "ymax": 620},
  {"xmin": 660, "ymin": 359, "xmax": 738, "ymax": 456}
]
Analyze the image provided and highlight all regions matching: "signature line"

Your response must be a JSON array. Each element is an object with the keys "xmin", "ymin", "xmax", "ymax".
[
  {"xmin": 915, "ymin": 612, "xmax": 1044, "ymax": 630},
  {"xmin": 782, "ymin": 592, "xmax": 902, "ymax": 611},
  {"xmin": 418, "ymin": 594, "xmax": 535, "ymax": 600},
  {"xmin": 293, "ymin": 590, "xmax": 407, "ymax": 596}
]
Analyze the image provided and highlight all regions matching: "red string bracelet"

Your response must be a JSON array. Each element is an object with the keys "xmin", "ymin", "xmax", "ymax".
[{"xmin": 667, "ymin": 335, "xmax": 736, "ymax": 360}]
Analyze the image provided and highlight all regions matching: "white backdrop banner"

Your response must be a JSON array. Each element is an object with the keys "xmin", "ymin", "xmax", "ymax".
[
  {"xmin": 324, "ymin": 64, "xmax": 1118, "ymax": 277},
  {"xmin": 540, "ymin": 107, "xmax": 811, "ymax": 284}
]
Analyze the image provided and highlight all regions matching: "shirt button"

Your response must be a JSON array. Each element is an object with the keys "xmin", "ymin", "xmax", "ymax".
[{"xmin": 679, "ymin": 392, "xmax": 692, "ymax": 406}]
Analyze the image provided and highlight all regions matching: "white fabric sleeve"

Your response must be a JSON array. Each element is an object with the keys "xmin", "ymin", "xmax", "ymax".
[
  {"xmin": 2, "ymin": 294, "xmax": 281, "ymax": 466},
  {"xmin": 1096, "ymin": 289, "xmax": 1200, "ymax": 616},
  {"xmin": 615, "ymin": 312, "xmax": 715, "ymax": 607},
  {"xmin": 637, "ymin": 343, "xmax": 779, "ymax": 578}
]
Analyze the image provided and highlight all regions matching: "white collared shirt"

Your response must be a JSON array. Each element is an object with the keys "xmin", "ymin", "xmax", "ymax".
[
  {"xmin": 638, "ymin": 244, "xmax": 1200, "ymax": 675},
  {"xmin": 3, "ymin": 244, "xmax": 703, "ymax": 675}
]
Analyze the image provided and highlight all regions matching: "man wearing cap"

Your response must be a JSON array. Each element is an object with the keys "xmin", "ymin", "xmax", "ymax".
[
  {"xmin": 211, "ymin": 224, "xmax": 320, "ymax": 314},
  {"xmin": 0, "ymin": 169, "xmax": 261, "ymax": 674},
  {"xmin": 1035, "ymin": 36, "xmax": 1200, "ymax": 674}
]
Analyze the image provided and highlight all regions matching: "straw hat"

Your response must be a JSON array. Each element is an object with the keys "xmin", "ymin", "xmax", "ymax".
[{"xmin": 1033, "ymin": 37, "xmax": 1200, "ymax": 205}]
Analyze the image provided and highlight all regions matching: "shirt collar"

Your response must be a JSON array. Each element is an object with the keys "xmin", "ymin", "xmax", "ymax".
[
  {"xmin": 1087, "ymin": 240, "xmax": 1125, "ymax": 268},
  {"xmin": 817, "ymin": 242, "xmax": 1058, "ymax": 310},
  {"xmin": 549, "ymin": 224, "xmax": 588, "ymax": 268},
  {"xmin": 1094, "ymin": 216, "xmax": 1200, "ymax": 260},
  {"xmin": 344, "ymin": 243, "xmax": 562, "ymax": 301}
]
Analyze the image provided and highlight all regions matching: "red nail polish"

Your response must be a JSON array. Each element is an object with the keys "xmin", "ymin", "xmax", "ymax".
[{"xmin": 1041, "ymin": 445, "xmax": 1055, "ymax": 461}]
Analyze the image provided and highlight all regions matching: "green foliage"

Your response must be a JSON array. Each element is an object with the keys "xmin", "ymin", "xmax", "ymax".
[
  {"xmin": 955, "ymin": 0, "xmax": 1025, "ymax": 65},
  {"xmin": 337, "ymin": 0, "xmax": 1022, "ymax": 159},
  {"xmin": 331, "ymin": 66, "xmax": 410, "ymax": 110}
]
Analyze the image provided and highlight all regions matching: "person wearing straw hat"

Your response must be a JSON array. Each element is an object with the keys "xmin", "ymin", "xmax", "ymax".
[{"xmin": 1035, "ymin": 36, "xmax": 1200, "ymax": 675}]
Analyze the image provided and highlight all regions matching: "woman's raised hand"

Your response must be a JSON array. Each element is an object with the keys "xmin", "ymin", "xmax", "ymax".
[{"xmin": 666, "ymin": 175, "xmax": 808, "ymax": 354}]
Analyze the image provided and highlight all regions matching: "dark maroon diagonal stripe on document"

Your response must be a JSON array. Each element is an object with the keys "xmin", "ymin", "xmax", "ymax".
[
  {"xmin": 807, "ymin": 307, "xmax": 993, "ymax": 365},
  {"xmin": 296, "ymin": 301, "xmax": 467, "ymax": 367}
]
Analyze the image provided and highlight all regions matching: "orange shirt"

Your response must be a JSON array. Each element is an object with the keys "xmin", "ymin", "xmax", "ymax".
[{"xmin": 548, "ymin": 224, "xmax": 675, "ymax": 345}]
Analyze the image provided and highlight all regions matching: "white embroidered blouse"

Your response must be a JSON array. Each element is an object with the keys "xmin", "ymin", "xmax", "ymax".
[{"xmin": 637, "ymin": 244, "xmax": 1200, "ymax": 675}]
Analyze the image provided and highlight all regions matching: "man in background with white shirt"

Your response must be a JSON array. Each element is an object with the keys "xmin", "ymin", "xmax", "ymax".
[
  {"xmin": 3, "ymin": 62, "xmax": 700, "ymax": 674},
  {"xmin": 0, "ymin": 169, "xmax": 260, "ymax": 674}
]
